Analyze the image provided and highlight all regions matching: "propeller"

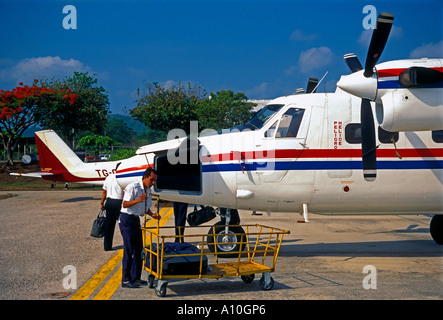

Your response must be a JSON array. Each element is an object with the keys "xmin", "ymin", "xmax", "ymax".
[
  {"xmin": 294, "ymin": 77, "xmax": 319, "ymax": 94},
  {"xmin": 306, "ymin": 77, "xmax": 319, "ymax": 93},
  {"xmin": 364, "ymin": 12, "xmax": 394, "ymax": 77},
  {"xmin": 342, "ymin": 12, "xmax": 394, "ymax": 181},
  {"xmin": 344, "ymin": 53, "xmax": 363, "ymax": 73},
  {"xmin": 361, "ymin": 98, "xmax": 377, "ymax": 181}
]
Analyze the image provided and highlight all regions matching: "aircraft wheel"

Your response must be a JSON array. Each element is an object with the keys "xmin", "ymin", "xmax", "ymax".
[
  {"xmin": 207, "ymin": 221, "xmax": 245, "ymax": 258},
  {"xmin": 430, "ymin": 215, "xmax": 443, "ymax": 245}
]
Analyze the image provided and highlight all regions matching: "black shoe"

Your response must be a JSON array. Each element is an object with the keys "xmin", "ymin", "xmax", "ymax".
[
  {"xmin": 122, "ymin": 281, "xmax": 140, "ymax": 289},
  {"xmin": 134, "ymin": 279, "xmax": 148, "ymax": 286}
]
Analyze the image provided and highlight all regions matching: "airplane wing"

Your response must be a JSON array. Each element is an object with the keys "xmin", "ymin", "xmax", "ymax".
[{"xmin": 10, "ymin": 172, "xmax": 55, "ymax": 178}]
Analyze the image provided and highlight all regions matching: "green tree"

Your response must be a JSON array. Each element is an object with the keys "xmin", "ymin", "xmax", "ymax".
[
  {"xmin": 109, "ymin": 148, "xmax": 136, "ymax": 161},
  {"xmin": 78, "ymin": 135, "xmax": 114, "ymax": 147},
  {"xmin": 106, "ymin": 118, "xmax": 135, "ymax": 145},
  {"xmin": 195, "ymin": 90, "xmax": 256, "ymax": 131},
  {"xmin": 39, "ymin": 72, "xmax": 110, "ymax": 146},
  {"xmin": 134, "ymin": 128, "xmax": 167, "ymax": 145},
  {"xmin": 130, "ymin": 82, "xmax": 206, "ymax": 134}
]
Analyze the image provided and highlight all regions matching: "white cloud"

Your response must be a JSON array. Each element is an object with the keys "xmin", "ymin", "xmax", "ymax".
[
  {"xmin": 290, "ymin": 29, "xmax": 317, "ymax": 42},
  {"xmin": 0, "ymin": 56, "xmax": 91, "ymax": 84},
  {"xmin": 298, "ymin": 47, "xmax": 334, "ymax": 73},
  {"xmin": 246, "ymin": 82, "xmax": 270, "ymax": 98},
  {"xmin": 409, "ymin": 40, "xmax": 443, "ymax": 59},
  {"xmin": 284, "ymin": 65, "xmax": 298, "ymax": 76}
]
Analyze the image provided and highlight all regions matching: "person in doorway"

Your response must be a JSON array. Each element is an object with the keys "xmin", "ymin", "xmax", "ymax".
[
  {"xmin": 119, "ymin": 167, "xmax": 160, "ymax": 288},
  {"xmin": 100, "ymin": 170, "xmax": 123, "ymax": 251},
  {"xmin": 173, "ymin": 202, "xmax": 188, "ymax": 243}
]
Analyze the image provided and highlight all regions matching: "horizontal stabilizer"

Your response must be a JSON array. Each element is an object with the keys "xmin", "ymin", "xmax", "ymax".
[{"xmin": 10, "ymin": 172, "xmax": 54, "ymax": 178}]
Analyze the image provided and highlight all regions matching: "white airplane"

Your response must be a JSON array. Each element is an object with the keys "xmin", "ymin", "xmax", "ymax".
[{"xmin": 13, "ymin": 13, "xmax": 443, "ymax": 251}]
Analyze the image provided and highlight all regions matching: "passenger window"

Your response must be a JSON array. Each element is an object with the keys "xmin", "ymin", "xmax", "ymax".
[
  {"xmin": 345, "ymin": 123, "xmax": 361, "ymax": 144},
  {"xmin": 275, "ymin": 108, "xmax": 305, "ymax": 138},
  {"xmin": 432, "ymin": 130, "xmax": 443, "ymax": 143},
  {"xmin": 378, "ymin": 127, "xmax": 399, "ymax": 143}
]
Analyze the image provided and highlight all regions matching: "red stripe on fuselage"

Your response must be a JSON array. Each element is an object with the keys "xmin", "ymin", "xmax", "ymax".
[
  {"xmin": 378, "ymin": 67, "xmax": 443, "ymax": 78},
  {"xmin": 202, "ymin": 148, "xmax": 443, "ymax": 163}
]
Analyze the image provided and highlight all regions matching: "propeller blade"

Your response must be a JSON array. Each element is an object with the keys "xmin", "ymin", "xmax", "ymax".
[
  {"xmin": 364, "ymin": 12, "xmax": 394, "ymax": 78},
  {"xmin": 306, "ymin": 77, "xmax": 319, "ymax": 93},
  {"xmin": 344, "ymin": 53, "xmax": 363, "ymax": 73},
  {"xmin": 361, "ymin": 98, "xmax": 377, "ymax": 181}
]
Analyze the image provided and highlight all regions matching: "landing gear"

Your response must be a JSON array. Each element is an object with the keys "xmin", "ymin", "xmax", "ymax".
[
  {"xmin": 430, "ymin": 215, "xmax": 443, "ymax": 245},
  {"xmin": 207, "ymin": 208, "xmax": 245, "ymax": 258}
]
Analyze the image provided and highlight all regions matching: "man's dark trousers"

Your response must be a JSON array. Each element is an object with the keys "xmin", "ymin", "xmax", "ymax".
[
  {"xmin": 119, "ymin": 213, "xmax": 143, "ymax": 283},
  {"xmin": 173, "ymin": 202, "xmax": 188, "ymax": 243},
  {"xmin": 104, "ymin": 198, "xmax": 122, "ymax": 251}
]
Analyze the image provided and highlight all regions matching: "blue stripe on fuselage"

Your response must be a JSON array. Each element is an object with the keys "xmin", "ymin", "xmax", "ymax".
[{"xmin": 201, "ymin": 160, "xmax": 443, "ymax": 172}]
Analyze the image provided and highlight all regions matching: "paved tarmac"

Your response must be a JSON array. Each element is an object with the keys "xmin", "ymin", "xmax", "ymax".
[{"xmin": 0, "ymin": 190, "xmax": 442, "ymax": 301}]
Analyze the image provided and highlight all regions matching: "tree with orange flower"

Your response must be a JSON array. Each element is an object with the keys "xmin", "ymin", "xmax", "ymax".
[{"xmin": 0, "ymin": 79, "xmax": 77, "ymax": 165}]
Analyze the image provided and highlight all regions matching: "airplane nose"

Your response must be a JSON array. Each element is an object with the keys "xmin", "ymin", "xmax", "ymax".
[{"xmin": 337, "ymin": 70, "xmax": 378, "ymax": 101}]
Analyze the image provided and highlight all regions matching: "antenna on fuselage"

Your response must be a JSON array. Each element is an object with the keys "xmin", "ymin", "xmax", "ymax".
[{"xmin": 310, "ymin": 71, "xmax": 328, "ymax": 94}]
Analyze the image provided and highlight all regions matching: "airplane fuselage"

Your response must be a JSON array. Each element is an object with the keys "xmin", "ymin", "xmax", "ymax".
[{"xmin": 116, "ymin": 87, "xmax": 443, "ymax": 216}]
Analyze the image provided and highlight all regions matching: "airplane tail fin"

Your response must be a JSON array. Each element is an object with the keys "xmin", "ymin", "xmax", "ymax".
[{"xmin": 35, "ymin": 129, "xmax": 84, "ymax": 178}]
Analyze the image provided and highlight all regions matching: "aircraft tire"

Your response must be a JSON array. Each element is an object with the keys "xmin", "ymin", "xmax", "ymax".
[
  {"xmin": 430, "ymin": 215, "xmax": 443, "ymax": 245},
  {"xmin": 207, "ymin": 221, "xmax": 245, "ymax": 258}
]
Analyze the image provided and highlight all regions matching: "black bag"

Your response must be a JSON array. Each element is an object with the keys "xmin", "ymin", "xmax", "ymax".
[
  {"xmin": 186, "ymin": 205, "xmax": 216, "ymax": 226},
  {"xmin": 90, "ymin": 209, "xmax": 106, "ymax": 238},
  {"xmin": 145, "ymin": 242, "xmax": 208, "ymax": 275}
]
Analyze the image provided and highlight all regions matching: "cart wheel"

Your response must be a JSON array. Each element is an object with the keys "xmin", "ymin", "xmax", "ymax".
[
  {"xmin": 155, "ymin": 282, "xmax": 167, "ymax": 297},
  {"xmin": 207, "ymin": 221, "xmax": 245, "ymax": 258},
  {"xmin": 259, "ymin": 276, "xmax": 274, "ymax": 290},
  {"xmin": 241, "ymin": 274, "xmax": 255, "ymax": 284},
  {"xmin": 148, "ymin": 275, "xmax": 155, "ymax": 289}
]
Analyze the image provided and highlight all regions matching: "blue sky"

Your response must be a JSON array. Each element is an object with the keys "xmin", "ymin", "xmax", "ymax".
[{"xmin": 0, "ymin": 0, "xmax": 442, "ymax": 115}]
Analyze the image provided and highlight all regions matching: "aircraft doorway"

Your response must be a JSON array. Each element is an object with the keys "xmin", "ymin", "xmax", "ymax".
[{"xmin": 154, "ymin": 138, "xmax": 202, "ymax": 194}]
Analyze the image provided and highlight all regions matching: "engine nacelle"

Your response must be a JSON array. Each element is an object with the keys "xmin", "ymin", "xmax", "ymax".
[{"xmin": 376, "ymin": 88, "xmax": 443, "ymax": 132}]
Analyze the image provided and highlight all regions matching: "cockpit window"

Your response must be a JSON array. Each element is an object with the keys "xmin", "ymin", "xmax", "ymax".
[
  {"xmin": 246, "ymin": 104, "xmax": 284, "ymax": 130},
  {"xmin": 275, "ymin": 108, "xmax": 305, "ymax": 138},
  {"xmin": 222, "ymin": 104, "xmax": 283, "ymax": 133}
]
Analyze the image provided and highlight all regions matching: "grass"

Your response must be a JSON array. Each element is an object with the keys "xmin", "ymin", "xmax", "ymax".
[{"xmin": 0, "ymin": 193, "xmax": 17, "ymax": 200}]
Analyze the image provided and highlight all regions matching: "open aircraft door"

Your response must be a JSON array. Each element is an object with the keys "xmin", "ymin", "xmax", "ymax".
[{"xmin": 153, "ymin": 137, "xmax": 212, "ymax": 205}]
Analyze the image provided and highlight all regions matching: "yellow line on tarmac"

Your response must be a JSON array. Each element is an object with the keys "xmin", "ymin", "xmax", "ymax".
[
  {"xmin": 92, "ymin": 265, "xmax": 122, "ymax": 300},
  {"xmin": 70, "ymin": 249, "xmax": 124, "ymax": 300},
  {"xmin": 78, "ymin": 205, "xmax": 174, "ymax": 300}
]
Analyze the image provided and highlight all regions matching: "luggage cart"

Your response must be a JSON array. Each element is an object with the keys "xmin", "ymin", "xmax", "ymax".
[{"xmin": 141, "ymin": 221, "xmax": 290, "ymax": 297}]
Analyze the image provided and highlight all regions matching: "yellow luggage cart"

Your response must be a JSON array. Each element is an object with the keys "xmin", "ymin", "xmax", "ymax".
[{"xmin": 141, "ymin": 222, "xmax": 290, "ymax": 297}]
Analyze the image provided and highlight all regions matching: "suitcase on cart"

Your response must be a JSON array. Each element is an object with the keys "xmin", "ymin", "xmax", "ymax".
[{"xmin": 145, "ymin": 242, "xmax": 208, "ymax": 276}]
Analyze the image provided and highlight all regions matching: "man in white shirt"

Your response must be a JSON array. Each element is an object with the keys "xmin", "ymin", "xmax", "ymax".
[
  {"xmin": 119, "ymin": 167, "xmax": 159, "ymax": 288},
  {"xmin": 100, "ymin": 172, "xmax": 123, "ymax": 251}
]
